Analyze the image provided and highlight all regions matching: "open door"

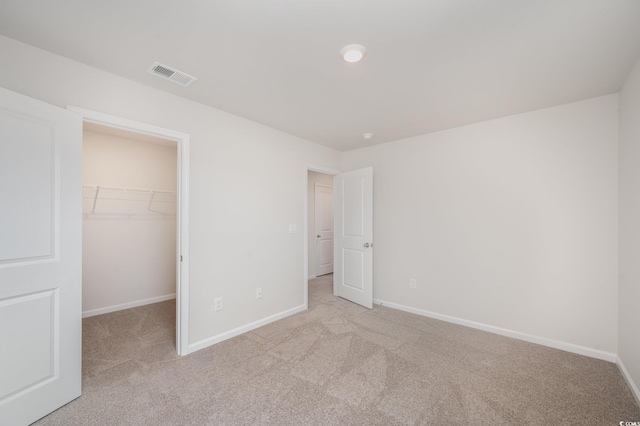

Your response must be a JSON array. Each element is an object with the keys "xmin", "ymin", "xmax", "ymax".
[
  {"xmin": 334, "ymin": 167, "xmax": 373, "ymax": 309},
  {"xmin": 0, "ymin": 87, "xmax": 82, "ymax": 425}
]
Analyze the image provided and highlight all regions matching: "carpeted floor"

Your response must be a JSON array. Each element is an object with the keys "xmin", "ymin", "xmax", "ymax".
[{"xmin": 35, "ymin": 274, "xmax": 640, "ymax": 425}]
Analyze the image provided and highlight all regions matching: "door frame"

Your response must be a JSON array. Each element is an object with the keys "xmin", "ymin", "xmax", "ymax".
[
  {"xmin": 68, "ymin": 106, "xmax": 190, "ymax": 356},
  {"xmin": 304, "ymin": 164, "xmax": 340, "ymax": 308}
]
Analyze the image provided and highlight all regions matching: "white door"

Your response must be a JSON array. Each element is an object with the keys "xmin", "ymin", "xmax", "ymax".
[
  {"xmin": 314, "ymin": 183, "xmax": 333, "ymax": 276},
  {"xmin": 0, "ymin": 87, "xmax": 82, "ymax": 425},
  {"xmin": 334, "ymin": 167, "xmax": 373, "ymax": 309}
]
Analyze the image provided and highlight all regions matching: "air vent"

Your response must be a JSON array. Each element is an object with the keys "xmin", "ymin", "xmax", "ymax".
[{"xmin": 147, "ymin": 62, "xmax": 197, "ymax": 87}]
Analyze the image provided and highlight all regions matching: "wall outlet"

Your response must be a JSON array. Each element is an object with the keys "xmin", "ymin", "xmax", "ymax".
[
  {"xmin": 409, "ymin": 278, "xmax": 417, "ymax": 289},
  {"xmin": 289, "ymin": 224, "xmax": 297, "ymax": 234},
  {"xmin": 214, "ymin": 297, "xmax": 223, "ymax": 311},
  {"xmin": 256, "ymin": 288, "xmax": 263, "ymax": 299}
]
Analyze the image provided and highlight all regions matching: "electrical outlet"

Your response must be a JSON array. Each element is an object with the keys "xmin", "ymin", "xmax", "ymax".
[
  {"xmin": 214, "ymin": 297, "xmax": 223, "ymax": 311},
  {"xmin": 410, "ymin": 278, "xmax": 417, "ymax": 289},
  {"xmin": 256, "ymin": 288, "xmax": 263, "ymax": 299}
]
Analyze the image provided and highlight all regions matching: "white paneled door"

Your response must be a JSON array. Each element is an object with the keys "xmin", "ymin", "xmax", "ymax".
[
  {"xmin": 335, "ymin": 167, "xmax": 373, "ymax": 309},
  {"xmin": 0, "ymin": 87, "xmax": 82, "ymax": 425},
  {"xmin": 314, "ymin": 183, "xmax": 333, "ymax": 276}
]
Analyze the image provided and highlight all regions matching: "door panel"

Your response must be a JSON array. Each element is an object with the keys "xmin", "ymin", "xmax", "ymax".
[
  {"xmin": 0, "ymin": 111, "xmax": 54, "ymax": 262},
  {"xmin": 319, "ymin": 240, "xmax": 332, "ymax": 267},
  {"xmin": 343, "ymin": 177, "xmax": 364, "ymax": 237},
  {"xmin": 314, "ymin": 183, "xmax": 333, "ymax": 276},
  {"xmin": 0, "ymin": 87, "xmax": 82, "ymax": 425},
  {"xmin": 342, "ymin": 249, "xmax": 364, "ymax": 290},
  {"xmin": 0, "ymin": 290, "xmax": 58, "ymax": 397},
  {"xmin": 335, "ymin": 167, "xmax": 373, "ymax": 308}
]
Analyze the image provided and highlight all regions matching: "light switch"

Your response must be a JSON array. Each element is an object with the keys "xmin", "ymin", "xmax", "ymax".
[{"xmin": 289, "ymin": 224, "xmax": 297, "ymax": 234}]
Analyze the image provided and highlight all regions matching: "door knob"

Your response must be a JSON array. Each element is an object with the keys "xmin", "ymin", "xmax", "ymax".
[
  {"xmin": 364, "ymin": 243, "xmax": 370, "ymax": 248},
  {"xmin": 317, "ymin": 235, "xmax": 321, "ymax": 238}
]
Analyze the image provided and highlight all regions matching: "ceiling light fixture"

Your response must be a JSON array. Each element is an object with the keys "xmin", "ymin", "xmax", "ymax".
[
  {"xmin": 362, "ymin": 133, "xmax": 374, "ymax": 141},
  {"xmin": 340, "ymin": 44, "xmax": 367, "ymax": 63}
]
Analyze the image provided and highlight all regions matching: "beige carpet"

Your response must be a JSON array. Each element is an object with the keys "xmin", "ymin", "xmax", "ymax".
[{"xmin": 35, "ymin": 274, "xmax": 640, "ymax": 425}]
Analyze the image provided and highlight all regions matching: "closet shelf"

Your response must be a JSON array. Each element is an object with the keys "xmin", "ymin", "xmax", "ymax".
[{"xmin": 82, "ymin": 185, "xmax": 176, "ymax": 217}]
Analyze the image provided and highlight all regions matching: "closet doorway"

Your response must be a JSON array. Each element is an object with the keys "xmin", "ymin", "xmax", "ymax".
[{"xmin": 70, "ymin": 106, "xmax": 190, "ymax": 355}]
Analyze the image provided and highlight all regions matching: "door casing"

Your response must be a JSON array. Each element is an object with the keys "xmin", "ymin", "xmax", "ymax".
[{"xmin": 68, "ymin": 106, "xmax": 191, "ymax": 356}]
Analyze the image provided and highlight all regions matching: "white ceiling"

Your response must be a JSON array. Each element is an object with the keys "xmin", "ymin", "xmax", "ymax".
[{"xmin": 1, "ymin": 0, "xmax": 639, "ymax": 151}]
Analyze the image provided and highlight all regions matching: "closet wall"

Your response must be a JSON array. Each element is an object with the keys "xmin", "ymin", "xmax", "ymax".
[{"xmin": 82, "ymin": 125, "xmax": 177, "ymax": 316}]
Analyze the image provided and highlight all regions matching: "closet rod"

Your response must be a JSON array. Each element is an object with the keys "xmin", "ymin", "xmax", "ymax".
[{"xmin": 83, "ymin": 184, "xmax": 176, "ymax": 195}]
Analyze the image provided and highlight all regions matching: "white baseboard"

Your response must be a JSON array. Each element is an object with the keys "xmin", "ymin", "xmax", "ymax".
[
  {"xmin": 617, "ymin": 356, "xmax": 640, "ymax": 407},
  {"xmin": 373, "ymin": 298, "xmax": 616, "ymax": 363},
  {"xmin": 188, "ymin": 304, "xmax": 307, "ymax": 354},
  {"xmin": 82, "ymin": 294, "xmax": 176, "ymax": 318}
]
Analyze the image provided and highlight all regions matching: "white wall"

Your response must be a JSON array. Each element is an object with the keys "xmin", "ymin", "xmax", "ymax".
[
  {"xmin": 619, "ymin": 57, "xmax": 640, "ymax": 400},
  {"xmin": 307, "ymin": 171, "xmax": 334, "ymax": 278},
  {"xmin": 343, "ymin": 95, "xmax": 619, "ymax": 355},
  {"xmin": 2, "ymin": 34, "xmax": 630, "ymax": 365},
  {"xmin": 82, "ymin": 129, "xmax": 177, "ymax": 315},
  {"xmin": 0, "ymin": 35, "xmax": 342, "ymax": 348}
]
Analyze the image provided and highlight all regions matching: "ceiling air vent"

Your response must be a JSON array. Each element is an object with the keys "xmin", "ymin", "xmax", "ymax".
[{"xmin": 147, "ymin": 62, "xmax": 197, "ymax": 87}]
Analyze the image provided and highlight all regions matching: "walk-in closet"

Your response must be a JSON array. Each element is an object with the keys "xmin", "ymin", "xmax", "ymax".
[{"xmin": 82, "ymin": 122, "xmax": 178, "ymax": 318}]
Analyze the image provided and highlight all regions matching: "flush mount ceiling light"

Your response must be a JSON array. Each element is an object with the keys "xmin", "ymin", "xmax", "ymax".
[
  {"xmin": 340, "ymin": 44, "xmax": 367, "ymax": 63},
  {"xmin": 362, "ymin": 133, "xmax": 374, "ymax": 141}
]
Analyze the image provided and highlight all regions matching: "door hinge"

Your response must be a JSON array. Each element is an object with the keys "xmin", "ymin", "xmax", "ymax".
[{"xmin": 180, "ymin": 255, "xmax": 183, "ymax": 262}]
